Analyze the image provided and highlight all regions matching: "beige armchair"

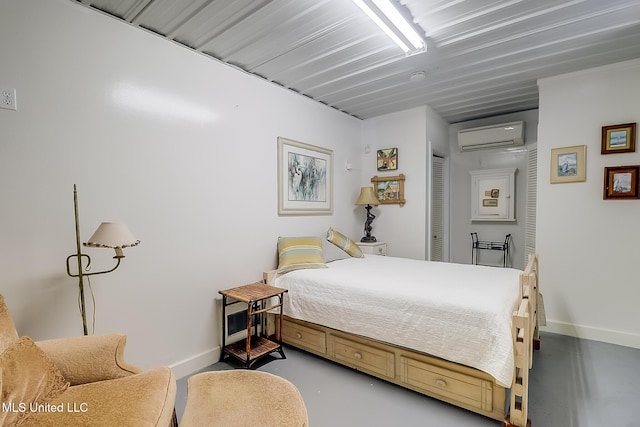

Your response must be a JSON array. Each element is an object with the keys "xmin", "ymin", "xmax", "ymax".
[{"xmin": 0, "ymin": 295, "xmax": 177, "ymax": 427}]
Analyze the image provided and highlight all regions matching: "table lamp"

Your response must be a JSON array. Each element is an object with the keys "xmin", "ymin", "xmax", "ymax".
[{"xmin": 355, "ymin": 186, "xmax": 381, "ymax": 242}]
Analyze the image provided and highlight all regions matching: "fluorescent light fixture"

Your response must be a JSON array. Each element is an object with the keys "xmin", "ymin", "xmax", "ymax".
[{"xmin": 354, "ymin": 0, "xmax": 426, "ymax": 55}]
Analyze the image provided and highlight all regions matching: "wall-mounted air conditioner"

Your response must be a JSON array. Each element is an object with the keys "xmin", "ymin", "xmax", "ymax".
[{"xmin": 458, "ymin": 121, "xmax": 525, "ymax": 151}]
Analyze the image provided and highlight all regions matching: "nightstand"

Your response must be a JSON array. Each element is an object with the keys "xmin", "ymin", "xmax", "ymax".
[
  {"xmin": 219, "ymin": 282, "xmax": 288, "ymax": 368},
  {"xmin": 357, "ymin": 241, "xmax": 387, "ymax": 256}
]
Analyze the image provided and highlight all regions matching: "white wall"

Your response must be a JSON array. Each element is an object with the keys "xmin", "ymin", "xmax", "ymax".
[
  {"xmin": 426, "ymin": 106, "xmax": 451, "ymax": 156},
  {"xmin": 359, "ymin": 105, "xmax": 449, "ymax": 260},
  {"xmin": 360, "ymin": 107, "xmax": 427, "ymax": 259},
  {"xmin": 449, "ymin": 110, "xmax": 539, "ymax": 270},
  {"xmin": 0, "ymin": 0, "xmax": 362, "ymax": 377},
  {"xmin": 537, "ymin": 59, "xmax": 640, "ymax": 348}
]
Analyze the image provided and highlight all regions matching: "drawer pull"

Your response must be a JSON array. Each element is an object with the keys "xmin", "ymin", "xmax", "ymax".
[
  {"xmin": 353, "ymin": 352, "xmax": 363, "ymax": 359},
  {"xmin": 435, "ymin": 379, "xmax": 447, "ymax": 388},
  {"xmin": 295, "ymin": 332, "xmax": 302, "ymax": 339}
]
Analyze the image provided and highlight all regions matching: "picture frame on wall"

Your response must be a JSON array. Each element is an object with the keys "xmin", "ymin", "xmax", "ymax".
[
  {"xmin": 371, "ymin": 174, "xmax": 405, "ymax": 206},
  {"xmin": 470, "ymin": 168, "xmax": 516, "ymax": 221},
  {"xmin": 601, "ymin": 123, "xmax": 636, "ymax": 154},
  {"xmin": 550, "ymin": 145, "xmax": 587, "ymax": 183},
  {"xmin": 376, "ymin": 147, "xmax": 398, "ymax": 171},
  {"xmin": 277, "ymin": 137, "xmax": 333, "ymax": 215},
  {"xmin": 603, "ymin": 165, "xmax": 640, "ymax": 200}
]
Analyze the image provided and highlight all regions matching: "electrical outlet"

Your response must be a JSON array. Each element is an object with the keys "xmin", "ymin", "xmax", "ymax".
[{"xmin": 0, "ymin": 87, "xmax": 17, "ymax": 111}]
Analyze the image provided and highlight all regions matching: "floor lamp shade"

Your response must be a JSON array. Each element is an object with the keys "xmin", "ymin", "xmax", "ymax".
[{"xmin": 84, "ymin": 222, "xmax": 140, "ymax": 257}]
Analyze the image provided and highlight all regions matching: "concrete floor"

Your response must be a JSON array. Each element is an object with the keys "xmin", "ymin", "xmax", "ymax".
[{"xmin": 176, "ymin": 332, "xmax": 640, "ymax": 426}]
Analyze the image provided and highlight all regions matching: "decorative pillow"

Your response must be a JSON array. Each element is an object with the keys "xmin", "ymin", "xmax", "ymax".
[
  {"xmin": 277, "ymin": 236, "xmax": 327, "ymax": 273},
  {"xmin": 321, "ymin": 239, "xmax": 350, "ymax": 263},
  {"xmin": 326, "ymin": 228, "xmax": 364, "ymax": 258},
  {"xmin": 0, "ymin": 336, "xmax": 69, "ymax": 426}
]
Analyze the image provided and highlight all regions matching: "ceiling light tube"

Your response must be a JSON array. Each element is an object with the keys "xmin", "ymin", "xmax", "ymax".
[
  {"xmin": 372, "ymin": 0, "xmax": 424, "ymax": 50},
  {"xmin": 354, "ymin": 0, "xmax": 410, "ymax": 52},
  {"xmin": 354, "ymin": 0, "xmax": 426, "ymax": 54}
]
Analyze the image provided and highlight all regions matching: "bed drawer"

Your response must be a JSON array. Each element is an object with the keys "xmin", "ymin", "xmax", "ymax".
[
  {"xmin": 330, "ymin": 336, "xmax": 395, "ymax": 379},
  {"xmin": 281, "ymin": 319, "xmax": 327, "ymax": 354},
  {"xmin": 399, "ymin": 356, "xmax": 493, "ymax": 411}
]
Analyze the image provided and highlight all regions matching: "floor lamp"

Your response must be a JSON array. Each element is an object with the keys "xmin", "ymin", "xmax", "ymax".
[{"xmin": 65, "ymin": 185, "xmax": 140, "ymax": 335}]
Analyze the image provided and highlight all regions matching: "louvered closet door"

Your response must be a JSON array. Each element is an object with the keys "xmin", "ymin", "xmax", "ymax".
[
  {"xmin": 431, "ymin": 155, "xmax": 444, "ymax": 261},
  {"xmin": 524, "ymin": 144, "xmax": 537, "ymax": 264}
]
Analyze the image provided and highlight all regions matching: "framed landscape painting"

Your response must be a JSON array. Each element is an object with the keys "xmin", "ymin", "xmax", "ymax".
[
  {"xmin": 277, "ymin": 137, "xmax": 333, "ymax": 215},
  {"xmin": 601, "ymin": 123, "xmax": 636, "ymax": 154}
]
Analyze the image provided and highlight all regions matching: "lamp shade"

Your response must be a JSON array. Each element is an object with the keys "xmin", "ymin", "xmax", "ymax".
[
  {"xmin": 84, "ymin": 222, "xmax": 140, "ymax": 249},
  {"xmin": 355, "ymin": 187, "xmax": 380, "ymax": 206}
]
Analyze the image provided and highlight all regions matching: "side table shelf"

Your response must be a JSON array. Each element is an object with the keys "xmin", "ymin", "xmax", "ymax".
[
  {"xmin": 219, "ymin": 282, "xmax": 288, "ymax": 368},
  {"xmin": 223, "ymin": 336, "xmax": 281, "ymax": 363}
]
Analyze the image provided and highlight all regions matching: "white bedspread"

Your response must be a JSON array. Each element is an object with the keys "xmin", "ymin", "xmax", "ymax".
[{"xmin": 274, "ymin": 255, "xmax": 522, "ymax": 387}]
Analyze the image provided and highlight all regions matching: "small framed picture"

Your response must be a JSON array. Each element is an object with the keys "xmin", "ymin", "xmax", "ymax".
[
  {"xmin": 601, "ymin": 123, "xmax": 636, "ymax": 154},
  {"xmin": 371, "ymin": 174, "xmax": 405, "ymax": 206},
  {"xmin": 376, "ymin": 148, "xmax": 398, "ymax": 171},
  {"xmin": 550, "ymin": 145, "xmax": 587, "ymax": 183},
  {"xmin": 603, "ymin": 165, "xmax": 640, "ymax": 200}
]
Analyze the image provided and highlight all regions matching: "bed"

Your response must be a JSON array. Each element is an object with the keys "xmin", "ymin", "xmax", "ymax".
[{"xmin": 264, "ymin": 238, "xmax": 539, "ymax": 427}]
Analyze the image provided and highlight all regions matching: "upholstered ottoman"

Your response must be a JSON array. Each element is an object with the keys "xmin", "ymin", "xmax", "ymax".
[{"xmin": 180, "ymin": 370, "xmax": 308, "ymax": 427}]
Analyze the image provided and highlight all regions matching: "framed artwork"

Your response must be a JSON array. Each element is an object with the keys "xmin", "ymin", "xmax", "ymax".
[
  {"xmin": 603, "ymin": 165, "xmax": 640, "ymax": 200},
  {"xmin": 371, "ymin": 174, "xmax": 405, "ymax": 206},
  {"xmin": 377, "ymin": 148, "xmax": 398, "ymax": 171},
  {"xmin": 277, "ymin": 137, "xmax": 333, "ymax": 215},
  {"xmin": 550, "ymin": 145, "xmax": 587, "ymax": 183},
  {"xmin": 601, "ymin": 123, "xmax": 636, "ymax": 154},
  {"xmin": 470, "ymin": 168, "xmax": 516, "ymax": 221}
]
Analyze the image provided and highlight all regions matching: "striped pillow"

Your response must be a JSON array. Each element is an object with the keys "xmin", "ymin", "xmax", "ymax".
[
  {"xmin": 326, "ymin": 228, "xmax": 364, "ymax": 258},
  {"xmin": 277, "ymin": 236, "xmax": 327, "ymax": 273}
]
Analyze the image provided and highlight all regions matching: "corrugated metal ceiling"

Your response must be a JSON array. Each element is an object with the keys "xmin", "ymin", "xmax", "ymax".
[{"xmin": 74, "ymin": 0, "xmax": 640, "ymax": 123}]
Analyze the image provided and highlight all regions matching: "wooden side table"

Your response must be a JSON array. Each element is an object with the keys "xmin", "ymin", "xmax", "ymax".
[{"xmin": 219, "ymin": 282, "xmax": 288, "ymax": 368}]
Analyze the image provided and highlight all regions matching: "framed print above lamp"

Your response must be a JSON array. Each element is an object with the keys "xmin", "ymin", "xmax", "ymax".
[
  {"xmin": 550, "ymin": 145, "xmax": 587, "ymax": 183},
  {"xmin": 601, "ymin": 123, "xmax": 636, "ymax": 154},
  {"xmin": 371, "ymin": 174, "xmax": 405, "ymax": 206},
  {"xmin": 376, "ymin": 147, "xmax": 398, "ymax": 171}
]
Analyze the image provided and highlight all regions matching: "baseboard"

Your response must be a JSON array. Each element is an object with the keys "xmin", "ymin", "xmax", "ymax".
[
  {"xmin": 542, "ymin": 321, "xmax": 640, "ymax": 349},
  {"xmin": 169, "ymin": 346, "xmax": 221, "ymax": 380}
]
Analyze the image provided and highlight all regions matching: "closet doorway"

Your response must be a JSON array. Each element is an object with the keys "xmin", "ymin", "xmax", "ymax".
[{"xmin": 431, "ymin": 155, "xmax": 445, "ymax": 261}]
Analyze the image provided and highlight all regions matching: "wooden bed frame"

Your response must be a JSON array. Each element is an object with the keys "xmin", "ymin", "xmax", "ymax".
[{"xmin": 264, "ymin": 254, "xmax": 540, "ymax": 427}]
